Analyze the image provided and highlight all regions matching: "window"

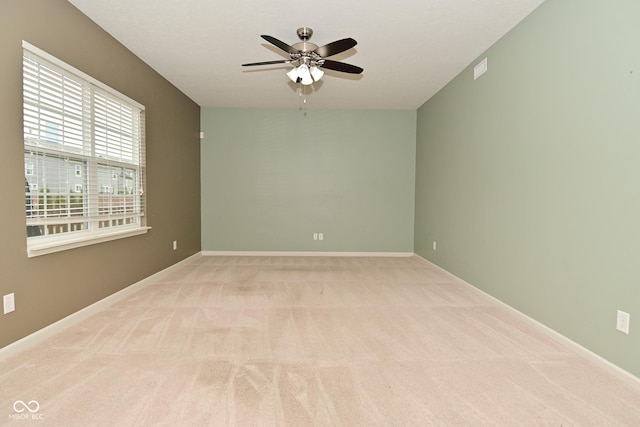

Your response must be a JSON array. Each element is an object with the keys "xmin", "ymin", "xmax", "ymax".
[{"xmin": 23, "ymin": 41, "xmax": 148, "ymax": 257}]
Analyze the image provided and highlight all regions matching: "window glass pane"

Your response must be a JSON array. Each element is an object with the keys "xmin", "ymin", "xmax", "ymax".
[{"xmin": 24, "ymin": 151, "xmax": 88, "ymax": 236}]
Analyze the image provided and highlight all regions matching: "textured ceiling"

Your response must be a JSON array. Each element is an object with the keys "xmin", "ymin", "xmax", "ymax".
[{"xmin": 67, "ymin": 0, "xmax": 545, "ymax": 109}]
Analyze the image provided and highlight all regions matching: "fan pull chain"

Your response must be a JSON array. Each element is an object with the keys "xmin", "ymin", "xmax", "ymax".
[{"xmin": 298, "ymin": 85, "xmax": 308, "ymax": 115}]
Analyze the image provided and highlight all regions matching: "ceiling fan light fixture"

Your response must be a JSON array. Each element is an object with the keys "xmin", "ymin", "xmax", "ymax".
[{"xmin": 286, "ymin": 64, "xmax": 321, "ymax": 86}]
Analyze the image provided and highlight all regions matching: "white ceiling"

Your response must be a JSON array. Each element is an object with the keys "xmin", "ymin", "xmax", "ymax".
[{"xmin": 67, "ymin": 0, "xmax": 545, "ymax": 110}]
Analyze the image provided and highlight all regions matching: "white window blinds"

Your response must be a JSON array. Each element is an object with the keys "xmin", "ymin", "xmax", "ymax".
[{"xmin": 23, "ymin": 41, "xmax": 148, "ymax": 257}]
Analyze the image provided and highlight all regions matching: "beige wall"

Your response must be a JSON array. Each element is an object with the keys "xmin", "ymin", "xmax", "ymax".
[{"xmin": 0, "ymin": 0, "xmax": 201, "ymax": 348}]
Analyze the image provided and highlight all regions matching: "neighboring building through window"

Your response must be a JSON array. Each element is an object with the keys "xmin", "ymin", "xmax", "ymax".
[{"xmin": 23, "ymin": 41, "xmax": 147, "ymax": 257}]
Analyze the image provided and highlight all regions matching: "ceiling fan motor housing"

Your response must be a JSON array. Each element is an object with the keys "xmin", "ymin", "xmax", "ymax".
[{"xmin": 292, "ymin": 27, "xmax": 319, "ymax": 61}]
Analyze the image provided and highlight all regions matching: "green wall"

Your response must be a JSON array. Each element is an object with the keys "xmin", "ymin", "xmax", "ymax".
[
  {"xmin": 415, "ymin": 0, "xmax": 640, "ymax": 376},
  {"xmin": 201, "ymin": 108, "xmax": 416, "ymax": 253}
]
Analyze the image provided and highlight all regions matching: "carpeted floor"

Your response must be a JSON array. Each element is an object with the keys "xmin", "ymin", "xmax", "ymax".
[{"xmin": 1, "ymin": 255, "xmax": 640, "ymax": 426}]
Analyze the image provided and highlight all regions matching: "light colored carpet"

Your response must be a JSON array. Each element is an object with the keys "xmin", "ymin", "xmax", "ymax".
[{"xmin": 1, "ymin": 255, "xmax": 640, "ymax": 426}]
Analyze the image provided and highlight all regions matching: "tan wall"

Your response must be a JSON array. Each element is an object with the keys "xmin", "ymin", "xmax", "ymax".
[{"xmin": 0, "ymin": 0, "xmax": 201, "ymax": 348}]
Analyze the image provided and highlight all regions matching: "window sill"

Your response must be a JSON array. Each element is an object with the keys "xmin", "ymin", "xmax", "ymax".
[{"xmin": 27, "ymin": 226, "xmax": 151, "ymax": 258}]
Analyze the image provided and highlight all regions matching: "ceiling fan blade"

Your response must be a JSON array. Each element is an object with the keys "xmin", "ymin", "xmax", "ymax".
[
  {"xmin": 242, "ymin": 60, "xmax": 291, "ymax": 67},
  {"xmin": 320, "ymin": 60, "xmax": 363, "ymax": 74},
  {"xmin": 314, "ymin": 38, "xmax": 357, "ymax": 58},
  {"xmin": 261, "ymin": 35, "xmax": 298, "ymax": 54}
]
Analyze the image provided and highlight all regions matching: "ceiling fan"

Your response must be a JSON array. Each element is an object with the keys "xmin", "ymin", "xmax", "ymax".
[{"xmin": 242, "ymin": 27, "xmax": 363, "ymax": 85}]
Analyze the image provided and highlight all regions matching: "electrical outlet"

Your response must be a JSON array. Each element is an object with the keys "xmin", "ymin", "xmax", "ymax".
[
  {"xmin": 616, "ymin": 310, "xmax": 630, "ymax": 334},
  {"xmin": 313, "ymin": 233, "xmax": 318, "ymax": 241},
  {"xmin": 172, "ymin": 240, "xmax": 177, "ymax": 250},
  {"xmin": 318, "ymin": 233, "xmax": 324, "ymax": 241},
  {"xmin": 3, "ymin": 293, "xmax": 15, "ymax": 314},
  {"xmin": 433, "ymin": 241, "xmax": 437, "ymax": 251}
]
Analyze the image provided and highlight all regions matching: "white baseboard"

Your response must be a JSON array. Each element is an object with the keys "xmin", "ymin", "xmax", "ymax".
[
  {"xmin": 201, "ymin": 251, "xmax": 414, "ymax": 257},
  {"xmin": 414, "ymin": 254, "xmax": 640, "ymax": 390},
  {"xmin": 0, "ymin": 253, "xmax": 201, "ymax": 360}
]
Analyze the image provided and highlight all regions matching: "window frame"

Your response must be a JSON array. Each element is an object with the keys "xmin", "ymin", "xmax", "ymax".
[{"xmin": 23, "ymin": 41, "xmax": 150, "ymax": 258}]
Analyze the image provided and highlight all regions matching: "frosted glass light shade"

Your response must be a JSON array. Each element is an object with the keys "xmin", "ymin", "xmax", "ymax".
[
  {"xmin": 310, "ymin": 66, "xmax": 324, "ymax": 81},
  {"xmin": 298, "ymin": 64, "xmax": 313, "ymax": 85},
  {"xmin": 287, "ymin": 67, "xmax": 300, "ymax": 83}
]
